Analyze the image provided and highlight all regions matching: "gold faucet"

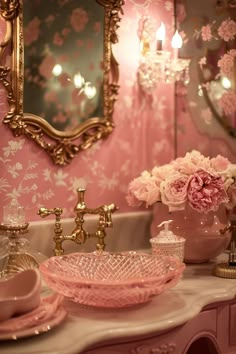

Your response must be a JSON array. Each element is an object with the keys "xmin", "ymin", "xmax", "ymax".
[{"xmin": 38, "ymin": 188, "xmax": 118, "ymax": 256}]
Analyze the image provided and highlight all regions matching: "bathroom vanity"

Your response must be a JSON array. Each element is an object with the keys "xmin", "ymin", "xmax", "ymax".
[
  {"xmin": 0, "ymin": 212, "xmax": 236, "ymax": 354},
  {"xmin": 0, "ymin": 255, "xmax": 235, "ymax": 354}
]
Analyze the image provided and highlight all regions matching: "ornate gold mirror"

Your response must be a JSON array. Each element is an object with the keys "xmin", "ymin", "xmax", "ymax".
[{"xmin": 0, "ymin": 0, "xmax": 124, "ymax": 165}]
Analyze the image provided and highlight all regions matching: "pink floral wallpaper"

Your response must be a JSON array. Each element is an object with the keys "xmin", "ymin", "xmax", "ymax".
[
  {"xmin": 0, "ymin": 0, "xmax": 175, "ymax": 221},
  {"xmin": 0, "ymin": 0, "xmax": 236, "ymax": 223}
]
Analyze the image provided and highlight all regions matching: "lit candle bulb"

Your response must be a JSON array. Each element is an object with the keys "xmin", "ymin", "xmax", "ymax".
[
  {"xmin": 156, "ymin": 22, "xmax": 165, "ymax": 52},
  {"xmin": 171, "ymin": 30, "xmax": 182, "ymax": 60}
]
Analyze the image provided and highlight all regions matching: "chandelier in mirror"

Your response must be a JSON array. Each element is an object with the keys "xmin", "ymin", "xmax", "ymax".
[{"xmin": 138, "ymin": 17, "xmax": 191, "ymax": 94}]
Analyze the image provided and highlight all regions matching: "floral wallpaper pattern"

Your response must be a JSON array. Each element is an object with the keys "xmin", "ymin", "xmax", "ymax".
[
  {"xmin": 0, "ymin": 0, "xmax": 236, "ymax": 223},
  {"xmin": 196, "ymin": 18, "xmax": 236, "ymax": 122},
  {"xmin": 0, "ymin": 0, "xmax": 175, "ymax": 221}
]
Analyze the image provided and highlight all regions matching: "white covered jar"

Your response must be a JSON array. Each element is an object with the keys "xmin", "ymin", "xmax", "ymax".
[{"xmin": 150, "ymin": 220, "xmax": 186, "ymax": 262}]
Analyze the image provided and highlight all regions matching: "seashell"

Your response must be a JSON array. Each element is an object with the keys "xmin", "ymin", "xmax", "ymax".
[{"xmin": 5, "ymin": 253, "xmax": 39, "ymax": 277}]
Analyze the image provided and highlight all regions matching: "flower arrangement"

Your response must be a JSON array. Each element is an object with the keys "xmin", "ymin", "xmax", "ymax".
[{"xmin": 126, "ymin": 150, "xmax": 236, "ymax": 214}]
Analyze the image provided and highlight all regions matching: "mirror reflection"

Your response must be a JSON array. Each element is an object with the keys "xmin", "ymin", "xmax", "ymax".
[
  {"xmin": 197, "ymin": 6, "xmax": 236, "ymax": 137},
  {"xmin": 179, "ymin": 0, "xmax": 236, "ymax": 139},
  {"xmin": 23, "ymin": 0, "xmax": 104, "ymax": 131},
  {"xmin": 199, "ymin": 36, "xmax": 236, "ymax": 137}
]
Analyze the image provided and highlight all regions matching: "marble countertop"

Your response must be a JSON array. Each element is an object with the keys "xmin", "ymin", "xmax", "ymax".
[{"xmin": 1, "ymin": 254, "xmax": 236, "ymax": 354}]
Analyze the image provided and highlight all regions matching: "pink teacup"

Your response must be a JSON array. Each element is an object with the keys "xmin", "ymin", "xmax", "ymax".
[{"xmin": 0, "ymin": 269, "xmax": 41, "ymax": 322}]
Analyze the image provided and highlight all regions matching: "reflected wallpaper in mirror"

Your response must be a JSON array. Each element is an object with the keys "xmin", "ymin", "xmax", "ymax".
[
  {"xmin": 198, "ymin": 16, "xmax": 236, "ymax": 137},
  {"xmin": 23, "ymin": 0, "xmax": 104, "ymax": 131},
  {"xmin": 179, "ymin": 0, "xmax": 236, "ymax": 139}
]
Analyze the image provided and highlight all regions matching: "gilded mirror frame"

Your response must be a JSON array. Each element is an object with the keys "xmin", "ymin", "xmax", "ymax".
[{"xmin": 0, "ymin": 0, "xmax": 124, "ymax": 165}]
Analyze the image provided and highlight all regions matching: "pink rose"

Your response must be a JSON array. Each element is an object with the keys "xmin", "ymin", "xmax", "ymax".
[
  {"xmin": 53, "ymin": 32, "xmax": 64, "ymax": 46},
  {"xmin": 210, "ymin": 155, "xmax": 230, "ymax": 172},
  {"xmin": 225, "ymin": 184, "xmax": 236, "ymax": 209},
  {"xmin": 44, "ymin": 91, "xmax": 58, "ymax": 103},
  {"xmin": 151, "ymin": 164, "xmax": 175, "ymax": 180},
  {"xmin": 218, "ymin": 52, "xmax": 236, "ymax": 78},
  {"xmin": 39, "ymin": 56, "xmax": 55, "ymax": 80},
  {"xmin": 24, "ymin": 17, "xmax": 41, "ymax": 46},
  {"xmin": 52, "ymin": 112, "xmax": 67, "ymax": 124},
  {"xmin": 160, "ymin": 174, "xmax": 189, "ymax": 211},
  {"xmin": 126, "ymin": 172, "xmax": 161, "ymax": 207},
  {"xmin": 58, "ymin": 73, "xmax": 71, "ymax": 87},
  {"xmin": 224, "ymin": 164, "xmax": 236, "ymax": 180},
  {"xmin": 176, "ymin": 3, "xmax": 186, "ymax": 24},
  {"xmin": 173, "ymin": 151, "xmax": 211, "ymax": 175},
  {"xmin": 126, "ymin": 190, "xmax": 143, "ymax": 208},
  {"xmin": 201, "ymin": 25, "xmax": 213, "ymax": 41},
  {"xmin": 218, "ymin": 19, "xmax": 236, "ymax": 42},
  {"xmin": 187, "ymin": 170, "xmax": 228, "ymax": 213},
  {"xmin": 70, "ymin": 8, "xmax": 88, "ymax": 32},
  {"xmin": 219, "ymin": 90, "xmax": 236, "ymax": 115}
]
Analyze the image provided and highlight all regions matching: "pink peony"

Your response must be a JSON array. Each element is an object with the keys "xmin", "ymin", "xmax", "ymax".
[
  {"xmin": 187, "ymin": 170, "xmax": 228, "ymax": 213},
  {"xmin": 160, "ymin": 174, "xmax": 190, "ymax": 211},
  {"xmin": 126, "ymin": 171, "xmax": 161, "ymax": 207},
  {"xmin": 126, "ymin": 151, "xmax": 236, "ymax": 214}
]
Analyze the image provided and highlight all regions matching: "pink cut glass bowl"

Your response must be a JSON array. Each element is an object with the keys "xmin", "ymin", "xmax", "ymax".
[{"xmin": 39, "ymin": 251, "xmax": 185, "ymax": 308}]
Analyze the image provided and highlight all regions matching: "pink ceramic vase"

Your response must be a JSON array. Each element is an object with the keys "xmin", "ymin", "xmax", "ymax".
[{"xmin": 150, "ymin": 204, "xmax": 231, "ymax": 264}]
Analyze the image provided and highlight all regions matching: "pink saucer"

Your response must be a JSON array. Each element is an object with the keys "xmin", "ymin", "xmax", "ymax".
[{"xmin": 0, "ymin": 293, "xmax": 66, "ymax": 340}]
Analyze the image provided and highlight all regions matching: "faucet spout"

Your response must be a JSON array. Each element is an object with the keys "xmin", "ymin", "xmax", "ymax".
[
  {"xmin": 74, "ymin": 188, "xmax": 86, "ymax": 213},
  {"xmin": 38, "ymin": 189, "xmax": 118, "ymax": 255}
]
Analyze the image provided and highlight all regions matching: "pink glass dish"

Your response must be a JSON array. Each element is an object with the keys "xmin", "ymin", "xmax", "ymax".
[
  {"xmin": 40, "ymin": 252, "xmax": 185, "ymax": 308},
  {"xmin": 0, "ymin": 269, "xmax": 41, "ymax": 322}
]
